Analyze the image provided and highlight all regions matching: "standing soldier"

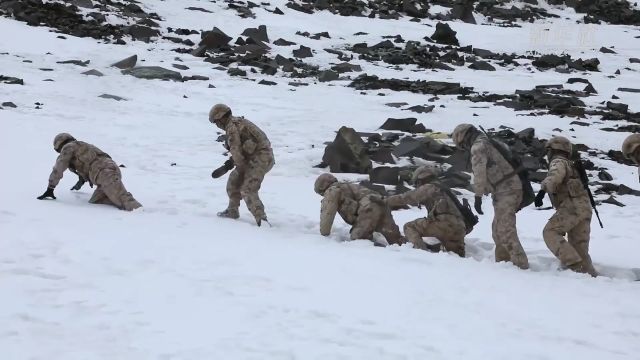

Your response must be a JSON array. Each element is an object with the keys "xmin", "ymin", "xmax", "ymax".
[
  {"xmin": 451, "ymin": 124, "xmax": 529, "ymax": 269},
  {"xmin": 209, "ymin": 104, "xmax": 274, "ymax": 226},
  {"xmin": 621, "ymin": 134, "xmax": 640, "ymax": 181},
  {"xmin": 37, "ymin": 133, "xmax": 142, "ymax": 211},
  {"xmin": 385, "ymin": 166, "xmax": 468, "ymax": 257},
  {"xmin": 535, "ymin": 136, "xmax": 597, "ymax": 276},
  {"xmin": 314, "ymin": 173, "xmax": 404, "ymax": 246}
]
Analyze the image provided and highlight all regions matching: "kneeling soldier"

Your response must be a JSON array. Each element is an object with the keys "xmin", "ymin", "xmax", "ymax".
[
  {"xmin": 37, "ymin": 133, "xmax": 142, "ymax": 211},
  {"xmin": 314, "ymin": 173, "xmax": 404, "ymax": 246}
]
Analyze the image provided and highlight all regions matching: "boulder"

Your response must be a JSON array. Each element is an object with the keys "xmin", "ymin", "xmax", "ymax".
[
  {"xmin": 273, "ymin": 38, "xmax": 296, "ymax": 46},
  {"xmin": 241, "ymin": 25, "xmax": 269, "ymax": 43},
  {"xmin": 379, "ymin": 118, "xmax": 417, "ymax": 132},
  {"xmin": 111, "ymin": 55, "xmax": 137, "ymax": 69},
  {"xmin": 81, "ymin": 69, "xmax": 104, "ymax": 76},
  {"xmin": 318, "ymin": 70, "xmax": 339, "ymax": 82},
  {"xmin": 468, "ymin": 60, "xmax": 496, "ymax": 71},
  {"xmin": 331, "ymin": 62, "xmax": 362, "ymax": 73},
  {"xmin": 322, "ymin": 126, "xmax": 372, "ymax": 174},
  {"xmin": 123, "ymin": 66, "xmax": 182, "ymax": 81},
  {"xmin": 293, "ymin": 45, "xmax": 313, "ymax": 58},
  {"xmin": 430, "ymin": 22, "xmax": 459, "ymax": 46},
  {"xmin": 200, "ymin": 27, "xmax": 232, "ymax": 49},
  {"xmin": 98, "ymin": 94, "xmax": 126, "ymax": 101},
  {"xmin": 606, "ymin": 101, "xmax": 628, "ymax": 114},
  {"xmin": 369, "ymin": 167, "xmax": 400, "ymax": 185},
  {"xmin": 126, "ymin": 25, "xmax": 159, "ymax": 42}
]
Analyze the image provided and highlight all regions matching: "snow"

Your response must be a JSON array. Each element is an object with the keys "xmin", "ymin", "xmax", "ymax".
[{"xmin": 1, "ymin": 1, "xmax": 639, "ymax": 359}]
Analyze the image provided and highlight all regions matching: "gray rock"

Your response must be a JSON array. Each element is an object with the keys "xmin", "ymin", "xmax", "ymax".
[
  {"xmin": 172, "ymin": 63, "xmax": 189, "ymax": 70},
  {"xmin": 82, "ymin": 69, "xmax": 104, "ymax": 76},
  {"xmin": 599, "ymin": 47, "xmax": 616, "ymax": 54},
  {"xmin": 618, "ymin": 87, "xmax": 640, "ymax": 93},
  {"xmin": 126, "ymin": 25, "xmax": 160, "ymax": 41},
  {"xmin": 606, "ymin": 101, "xmax": 628, "ymax": 113},
  {"xmin": 258, "ymin": 79, "xmax": 277, "ymax": 85},
  {"xmin": 369, "ymin": 148, "xmax": 395, "ymax": 164},
  {"xmin": 190, "ymin": 45, "xmax": 208, "ymax": 57},
  {"xmin": 2, "ymin": 101, "xmax": 17, "ymax": 108},
  {"xmin": 318, "ymin": 70, "xmax": 338, "ymax": 82},
  {"xmin": 98, "ymin": 94, "xmax": 126, "ymax": 101},
  {"xmin": 241, "ymin": 25, "xmax": 269, "ymax": 43},
  {"xmin": 468, "ymin": 60, "xmax": 496, "ymax": 71},
  {"xmin": 322, "ymin": 126, "xmax": 372, "ymax": 174},
  {"xmin": 111, "ymin": 55, "xmax": 137, "ymax": 69},
  {"xmin": 598, "ymin": 170, "xmax": 613, "ymax": 181},
  {"xmin": 331, "ymin": 62, "xmax": 362, "ymax": 73},
  {"xmin": 183, "ymin": 75, "xmax": 210, "ymax": 81},
  {"xmin": 227, "ymin": 68, "xmax": 247, "ymax": 77},
  {"xmin": 57, "ymin": 59, "xmax": 89, "ymax": 66},
  {"xmin": 369, "ymin": 167, "xmax": 400, "ymax": 185},
  {"xmin": 124, "ymin": 66, "xmax": 182, "ymax": 81},
  {"xmin": 405, "ymin": 105, "xmax": 435, "ymax": 114},
  {"xmin": 431, "ymin": 22, "xmax": 459, "ymax": 46},
  {"xmin": 630, "ymin": 58, "xmax": 640, "ymax": 64},
  {"xmin": 293, "ymin": 45, "xmax": 313, "ymax": 58},
  {"xmin": 380, "ymin": 118, "xmax": 417, "ymax": 132},
  {"xmin": 200, "ymin": 27, "xmax": 232, "ymax": 49},
  {"xmin": 385, "ymin": 102, "xmax": 409, "ymax": 108},
  {"xmin": 273, "ymin": 38, "xmax": 296, "ymax": 46}
]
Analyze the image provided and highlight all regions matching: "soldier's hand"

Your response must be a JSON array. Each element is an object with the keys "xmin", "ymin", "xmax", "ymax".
[
  {"xmin": 211, "ymin": 166, "xmax": 228, "ymax": 179},
  {"xmin": 534, "ymin": 190, "xmax": 546, "ymax": 207},
  {"xmin": 474, "ymin": 196, "xmax": 483, "ymax": 215},
  {"xmin": 70, "ymin": 177, "xmax": 85, "ymax": 191},
  {"xmin": 37, "ymin": 187, "xmax": 56, "ymax": 200},
  {"xmin": 223, "ymin": 158, "xmax": 235, "ymax": 171}
]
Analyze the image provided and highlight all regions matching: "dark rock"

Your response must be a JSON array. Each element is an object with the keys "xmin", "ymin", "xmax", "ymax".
[
  {"xmin": 0, "ymin": 76, "xmax": 24, "ymax": 85},
  {"xmin": 111, "ymin": 55, "xmax": 137, "ymax": 69},
  {"xmin": 606, "ymin": 101, "xmax": 628, "ymax": 113},
  {"xmin": 273, "ymin": 38, "xmax": 296, "ymax": 46},
  {"xmin": 618, "ymin": 184, "xmax": 640, "ymax": 197},
  {"xmin": 405, "ymin": 105, "xmax": 435, "ymax": 114},
  {"xmin": 385, "ymin": 102, "xmax": 409, "ymax": 108},
  {"xmin": 200, "ymin": 27, "xmax": 232, "ymax": 49},
  {"xmin": 358, "ymin": 181, "xmax": 388, "ymax": 196},
  {"xmin": 190, "ymin": 45, "xmax": 208, "ymax": 57},
  {"xmin": 570, "ymin": 121, "xmax": 589, "ymax": 126},
  {"xmin": 431, "ymin": 22, "xmax": 459, "ymax": 46},
  {"xmin": 227, "ymin": 68, "xmax": 247, "ymax": 77},
  {"xmin": 615, "ymin": 69, "xmax": 621, "ymax": 75},
  {"xmin": 318, "ymin": 70, "xmax": 339, "ymax": 82},
  {"xmin": 56, "ymin": 59, "xmax": 89, "ymax": 66},
  {"xmin": 310, "ymin": 31, "xmax": 330, "ymax": 40},
  {"xmin": 81, "ymin": 69, "xmax": 103, "ymax": 76},
  {"xmin": 124, "ymin": 66, "xmax": 182, "ymax": 81},
  {"xmin": 567, "ymin": 77, "xmax": 590, "ymax": 84},
  {"xmin": 598, "ymin": 170, "xmax": 613, "ymax": 181},
  {"xmin": 293, "ymin": 45, "xmax": 313, "ymax": 58},
  {"xmin": 369, "ymin": 148, "xmax": 395, "ymax": 164},
  {"xmin": 331, "ymin": 62, "xmax": 362, "ymax": 73},
  {"xmin": 468, "ymin": 60, "xmax": 496, "ymax": 71},
  {"xmin": 241, "ymin": 25, "xmax": 269, "ymax": 43},
  {"xmin": 369, "ymin": 167, "xmax": 400, "ymax": 185},
  {"xmin": 393, "ymin": 136, "xmax": 449, "ymax": 161},
  {"xmin": 630, "ymin": 58, "xmax": 640, "ymax": 64},
  {"xmin": 98, "ymin": 94, "xmax": 126, "ymax": 101},
  {"xmin": 322, "ymin": 126, "xmax": 372, "ymax": 173},
  {"xmin": 183, "ymin": 75, "xmax": 210, "ymax": 81},
  {"xmin": 532, "ymin": 54, "xmax": 567, "ymax": 68},
  {"xmin": 273, "ymin": 7, "xmax": 284, "ymax": 15},
  {"xmin": 618, "ymin": 88, "xmax": 640, "ymax": 93},
  {"xmin": 599, "ymin": 47, "xmax": 616, "ymax": 54},
  {"xmin": 172, "ymin": 64, "xmax": 189, "ymax": 70},
  {"xmin": 258, "ymin": 79, "xmax": 277, "ymax": 85},
  {"xmin": 379, "ymin": 118, "xmax": 417, "ymax": 132},
  {"xmin": 584, "ymin": 83, "xmax": 597, "ymax": 94},
  {"xmin": 1, "ymin": 101, "xmax": 17, "ymax": 108},
  {"xmin": 126, "ymin": 25, "xmax": 159, "ymax": 42},
  {"xmin": 350, "ymin": 74, "xmax": 472, "ymax": 95},
  {"xmin": 185, "ymin": 6, "xmax": 212, "ymax": 13},
  {"xmin": 451, "ymin": 0, "xmax": 476, "ymax": 24},
  {"xmin": 602, "ymin": 195, "xmax": 625, "ymax": 207}
]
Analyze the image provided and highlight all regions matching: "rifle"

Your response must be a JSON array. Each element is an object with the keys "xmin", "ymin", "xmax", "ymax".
[{"xmin": 574, "ymin": 159, "xmax": 604, "ymax": 228}]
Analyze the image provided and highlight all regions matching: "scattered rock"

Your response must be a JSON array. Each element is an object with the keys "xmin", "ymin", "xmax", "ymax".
[
  {"xmin": 599, "ymin": 46, "xmax": 616, "ymax": 54},
  {"xmin": 469, "ymin": 60, "xmax": 496, "ymax": 71},
  {"xmin": 318, "ymin": 70, "xmax": 339, "ymax": 82},
  {"xmin": 331, "ymin": 62, "xmax": 362, "ymax": 73},
  {"xmin": 1, "ymin": 101, "xmax": 17, "ymax": 108},
  {"xmin": 630, "ymin": 58, "xmax": 640, "ymax": 64},
  {"xmin": 111, "ymin": 55, "xmax": 137, "ymax": 69},
  {"xmin": 430, "ymin": 22, "xmax": 459, "ymax": 46},
  {"xmin": 598, "ymin": 170, "xmax": 613, "ymax": 181},
  {"xmin": 56, "ymin": 59, "xmax": 89, "ymax": 66},
  {"xmin": 350, "ymin": 74, "xmax": 472, "ymax": 95},
  {"xmin": 258, "ymin": 79, "xmax": 277, "ymax": 85},
  {"xmin": 81, "ymin": 69, "xmax": 104, "ymax": 76},
  {"xmin": 172, "ymin": 63, "xmax": 189, "ymax": 70},
  {"xmin": 0, "ymin": 75, "xmax": 24, "ymax": 85},
  {"xmin": 183, "ymin": 75, "xmax": 209, "ymax": 81},
  {"xmin": 200, "ymin": 27, "xmax": 232, "ymax": 49},
  {"xmin": 321, "ymin": 126, "xmax": 372, "ymax": 174},
  {"xmin": 379, "ymin": 118, "xmax": 418, "ymax": 132},
  {"xmin": 369, "ymin": 166, "xmax": 399, "ymax": 185},
  {"xmin": 273, "ymin": 38, "xmax": 296, "ymax": 46},
  {"xmin": 385, "ymin": 102, "xmax": 409, "ymax": 108},
  {"xmin": 241, "ymin": 25, "xmax": 269, "ymax": 43},
  {"xmin": 228, "ymin": 68, "xmax": 247, "ymax": 77},
  {"xmin": 98, "ymin": 94, "xmax": 126, "ymax": 101},
  {"xmin": 125, "ymin": 25, "xmax": 159, "ymax": 42},
  {"xmin": 293, "ymin": 45, "xmax": 313, "ymax": 58},
  {"xmin": 606, "ymin": 101, "xmax": 628, "ymax": 114},
  {"xmin": 124, "ymin": 66, "xmax": 183, "ymax": 81},
  {"xmin": 405, "ymin": 105, "xmax": 435, "ymax": 114},
  {"xmin": 618, "ymin": 87, "xmax": 640, "ymax": 93}
]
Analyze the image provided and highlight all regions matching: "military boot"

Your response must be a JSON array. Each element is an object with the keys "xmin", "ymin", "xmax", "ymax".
[{"xmin": 217, "ymin": 208, "xmax": 239, "ymax": 219}]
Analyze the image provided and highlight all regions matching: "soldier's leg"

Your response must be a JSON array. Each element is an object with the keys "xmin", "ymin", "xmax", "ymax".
[
  {"xmin": 542, "ymin": 209, "xmax": 583, "ymax": 268},
  {"xmin": 223, "ymin": 168, "xmax": 243, "ymax": 217},
  {"xmin": 567, "ymin": 218, "xmax": 597, "ymax": 276},
  {"xmin": 493, "ymin": 191, "xmax": 529, "ymax": 269},
  {"xmin": 96, "ymin": 167, "xmax": 142, "ymax": 211},
  {"xmin": 492, "ymin": 198, "xmax": 511, "ymax": 262},
  {"xmin": 88, "ymin": 187, "xmax": 112, "ymax": 205},
  {"xmin": 403, "ymin": 219, "xmax": 430, "ymax": 250},
  {"xmin": 240, "ymin": 154, "xmax": 274, "ymax": 221},
  {"xmin": 377, "ymin": 210, "xmax": 405, "ymax": 245},
  {"xmin": 437, "ymin": 217, "xmax": 466, "ymax": 257},
  {"xmin": 350, "ymin": 200, "xmax": 381, "ymax": 241}
]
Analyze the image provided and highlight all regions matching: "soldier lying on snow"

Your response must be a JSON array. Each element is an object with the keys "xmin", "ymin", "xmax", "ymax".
[{"xmin": 37, "ymin": 133, "xmax": 142, "ymax": 211}]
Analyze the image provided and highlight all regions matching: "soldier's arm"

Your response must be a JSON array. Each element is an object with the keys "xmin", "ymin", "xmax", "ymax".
[
  {"xmin": 541, "ymin": 159, "xmax": 567, "ymax": 194},
  {"xmin": 470, "ymin": 142, "xmax": 489, "ymax": 196},
  {"xmin": 48, "ymin": 145, "xmax": 75, "ymax": 189},
  {"xmin": 319, "ymin": 187, "xmax": 341, "ymax": 236},
  {"xmin": 386, "ymin": 187, "xmax": 427, "ymax": 208},
  {"xmin": 226, "ymin": 123, "xmax": 246, "ymax": 167}
]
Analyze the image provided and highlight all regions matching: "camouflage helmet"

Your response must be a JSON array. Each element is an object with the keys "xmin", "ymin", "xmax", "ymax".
[
  {"xmin": 412, "ymin": 165, "xmax": 441, "ymax": 184},
  {"xmin": 53, "ymin": 132, "xmax": 76, "ymax": 152},
  {"xmin": 314, "ymin": 173, "xmax": 337, "ymax": 195},
  {"xmin": 622, "ymin": 134, "xmax": 640, "ymax": 160},
  {"xmin": 451, "ymin": 123, "xmax": 477, "ymax": 147},
  {"xmin": 209, "ymin": 104, "xmax": 231, "ymax": 123},
  {"xmin": 545, "ymin": 136, "xmax": 572, "ymax": 154}
]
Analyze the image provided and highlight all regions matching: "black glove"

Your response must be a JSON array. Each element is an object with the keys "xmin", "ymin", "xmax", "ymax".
[
  {"xmin": 211, "ymin": 159, "xmax": 235, "ymax": 178},
  {"xmin": 474, "ymin": 195, "xmax": 483, "ymax": 215},
  {"xmin": 70, "ymin": 176, "xmax": 85, "ymax": 191},
  {"xmin": 534, "ymin": 190, "xmax": 546, "ymax": 207},
  {"xmin": 223, "ymin": 158, "xmax": 234, "ymax": 170},
  {"xmin": 37, "ymin": 187, "xmax": 56, "ymax": 200}
]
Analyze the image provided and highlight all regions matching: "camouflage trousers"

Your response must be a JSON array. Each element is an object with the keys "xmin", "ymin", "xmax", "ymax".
[
  {"xmin": 227, "ymin": 150, "xmax": 274, "ymax": 220},
  {"xmin": 543, "ymin": 199, "xmax": 596, "ymax": 276},
  {"xmin": 404, "ymin": 214, "xmax": 466, "ymax": 257},
  {"xmin": 88, "ymin": 163, "xmax": 142, "ymax": 211},
  {"xmin": 492, "ymin": 190, "xmax": 529, "ymax": 269},
  {"xmin": 350, "ymin": 197, "xmax": 404, "ymax": 246}
]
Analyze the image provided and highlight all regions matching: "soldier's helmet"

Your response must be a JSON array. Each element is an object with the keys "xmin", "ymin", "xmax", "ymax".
[
  {"xmin": 314, "ymin": 173, "xmax": 338, "ymax": 195},
  {"xmin": 545, "ymin": 136, "xmax": 572, "ymax": 154},
  {"xmin": 412, "ymin": 165, "xmax": 441, "ymax": 184},
  {"xmin": 209, "ymin": 104, "xmax": 232, "ymax": 124},
  {"xmin": 53, "ymin": 133, "xmax": 76, "ymax": 153},
  {"xmin": 622, "ymin": 134, "xmax": 640, "ymax": 160},
  {"xmin": 451, "ymin": 123, "xmax": 477, "ymax": 148}
]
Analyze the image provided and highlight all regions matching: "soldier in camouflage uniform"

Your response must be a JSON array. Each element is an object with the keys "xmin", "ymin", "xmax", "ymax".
[
  {"xmin": 535, "ymin": 136, "xmax": 597, "ymax": 276},
  {"xmin": 209, "ymin": 104, "xmax": 275, "ymax": 226},
  {"xmin": 314, "ymin": 173, "xmax": 404, "ymax": 246},
  {"xmin": 451, "ymin": 124, "xmax": 529, "ymax": 269},
  {"xmin": 386, "ymin": 166, "xmax": 468, "ymax": 256},
  {"xmin": 37, "ymin": 133, "xmax": 142, "ymax": 211},
  {"xmin": 622, "ymin": 134, "xmax": 640, "ymax": 182}
]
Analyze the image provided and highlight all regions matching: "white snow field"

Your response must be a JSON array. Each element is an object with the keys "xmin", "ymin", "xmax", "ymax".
[{"xmin": 1, "ymin": 1, "xmax": 640, "ymax": 359}]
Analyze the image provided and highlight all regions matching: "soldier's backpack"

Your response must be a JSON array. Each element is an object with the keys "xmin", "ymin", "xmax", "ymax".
[
  {"xmin": 435, "ymin": 183, "xmax": 478, "ymax": 234},
  {"xmin": 479, "ymin": 127, "xmax": 536, "ymax": 211}
]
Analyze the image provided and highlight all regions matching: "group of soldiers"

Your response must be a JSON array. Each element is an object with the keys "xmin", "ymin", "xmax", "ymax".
[{"xmin": 38, "ymin": 104, "xmax": 640, "ymax": 277}]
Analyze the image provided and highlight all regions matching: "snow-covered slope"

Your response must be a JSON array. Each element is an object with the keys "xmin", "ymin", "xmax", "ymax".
[{"xmin": 1, "ymin": 1, "xmax": 639, "ymax": 359}]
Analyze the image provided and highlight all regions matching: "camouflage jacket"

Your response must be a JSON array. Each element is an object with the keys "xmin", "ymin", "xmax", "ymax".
[
  {"xmin": 386, "ymin": 183, "xmax": 462, "ymax": 220},
  {"xmin": 48, "ymin": 141, "xmax": 113, "ymax": 188},
  {"xmin": 541, "ymin": 156, "xmax": 591, "ymax": 213},
  {"xmin": 320, "ymin": 183, "xmax": 379, "ymax": 236},
  {"xmin": 470, "ymin": 133, "xmax": 521, "ymax": 196},
  {"xmin": 225, "ymin": 116, "xmax": 273, "ymax": 167}
]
